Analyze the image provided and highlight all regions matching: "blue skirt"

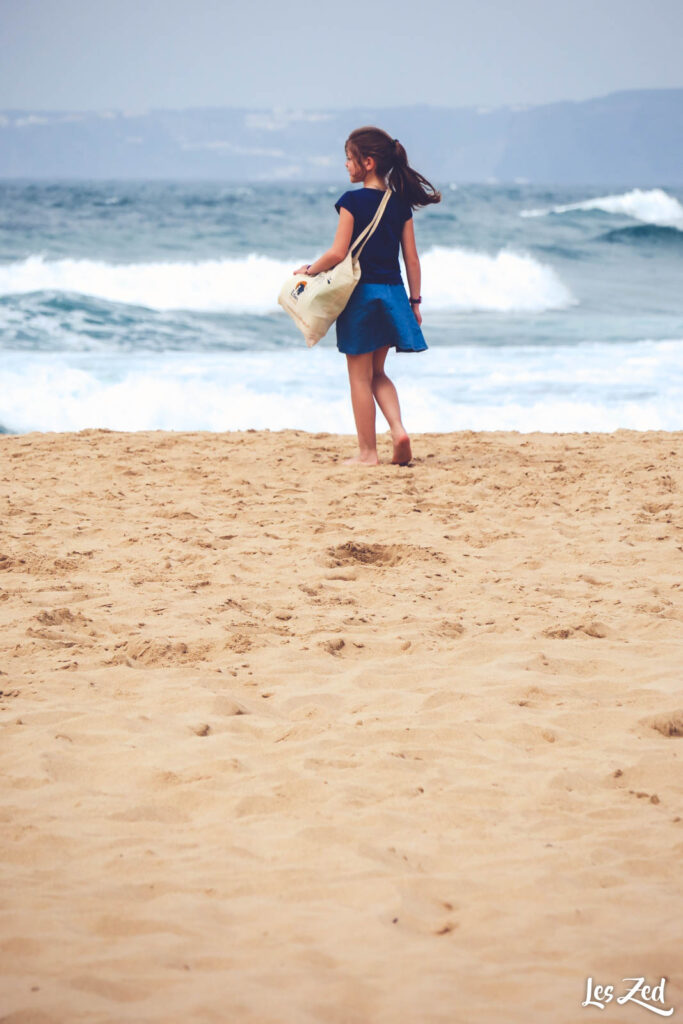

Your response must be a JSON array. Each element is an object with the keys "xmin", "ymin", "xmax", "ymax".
[{"xmin": 335, "ymin": 282, "xmax": 428, "ymax": 356}]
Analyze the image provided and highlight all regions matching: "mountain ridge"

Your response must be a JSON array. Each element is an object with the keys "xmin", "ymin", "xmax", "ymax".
[{"xmin": 1, "ymin": 89, "xmax": 682, "ymax": 184}]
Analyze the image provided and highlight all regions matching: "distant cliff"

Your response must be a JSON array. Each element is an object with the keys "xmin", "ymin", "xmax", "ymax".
[{"xmin": 1, "ymin": 89, "xmax": 682, "ymax": 184}]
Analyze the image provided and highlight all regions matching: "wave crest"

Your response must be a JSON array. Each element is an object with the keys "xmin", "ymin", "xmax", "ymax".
[
  {"xmin": 422, "ymin": 246, "xmax": 575, "ymax": 312},
  {"xmin": 0, "ymin": 249, "xmax": 575, "ymax": 315},
  {"xmin": 520, "ymin": 188, "xmax": 683, "ymax": 229},
  {"xmin": 0, "ymin": 253, "xmax": 289, "ymax": 314}
]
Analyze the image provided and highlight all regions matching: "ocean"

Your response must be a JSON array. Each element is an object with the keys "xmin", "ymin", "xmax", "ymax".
[{"xmin": 1, "ymin": 180, "xmax": 682, "ymax": 434}]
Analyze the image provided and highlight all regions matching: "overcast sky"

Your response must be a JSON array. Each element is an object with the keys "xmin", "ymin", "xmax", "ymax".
[{"xmin": 1, "ymin": 0, "xmax": 682, "ymax": 112}]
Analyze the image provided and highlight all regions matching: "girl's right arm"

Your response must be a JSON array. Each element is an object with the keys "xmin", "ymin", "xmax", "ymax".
[{"xmin": 400, "ymin": 218, "xmax": 422, "ymax": 325}]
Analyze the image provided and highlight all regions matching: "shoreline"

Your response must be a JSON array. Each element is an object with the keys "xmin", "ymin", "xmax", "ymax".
[
  {"xmin": 4, "ymin": 337, "xmax": 683, "ymax": 438},
  {"xmin": 1, "ymin": 427, "xmax": 681, "ymax": 1022},
  {"xmin": 2, "ymin": 424, "xmax": 683, "ymax": 437}
]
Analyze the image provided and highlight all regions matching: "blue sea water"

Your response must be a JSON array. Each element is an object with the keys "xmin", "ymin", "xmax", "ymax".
[{"xmin": 1, "ymin": 180, "xmax": 682, "ymax": 433}]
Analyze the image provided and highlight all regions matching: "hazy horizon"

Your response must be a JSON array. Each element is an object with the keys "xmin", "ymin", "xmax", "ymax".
[{"xmin": 3, "ymin": 84, "xmax": 683, "ymax": 116}]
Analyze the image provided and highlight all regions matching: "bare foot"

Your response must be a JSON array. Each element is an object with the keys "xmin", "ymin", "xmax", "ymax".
[
  {"xmin": 343, "ymin": 454, "xmax": 379, "ymax": 466},
  {"xmin": 391, "ymin": 433, "xmax": 412, "ymax": 465}
]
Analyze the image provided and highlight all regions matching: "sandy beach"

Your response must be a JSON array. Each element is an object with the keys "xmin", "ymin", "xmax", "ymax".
[{"xmin": 1, "ymin": 427, "xmax": 682, "ymax": 1023}]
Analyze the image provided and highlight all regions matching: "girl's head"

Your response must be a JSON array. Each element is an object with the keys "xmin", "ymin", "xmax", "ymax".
[{"xmin": 344, "ymin": 126, "xmax": 441, "ymax": 209}]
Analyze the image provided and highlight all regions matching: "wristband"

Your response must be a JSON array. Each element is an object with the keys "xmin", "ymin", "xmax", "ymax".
[
  {"xmin": 409, "ymin": 296, "xmax": 422, "ymax": 305},
  {"xmin": 306, "ymin": 264, "xmax": 313, "ymax": 274}
]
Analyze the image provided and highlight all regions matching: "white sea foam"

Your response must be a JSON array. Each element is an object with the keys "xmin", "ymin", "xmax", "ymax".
[
  {"xmin": 421, "ymin": 247, "xmax": 575, "ymax": 312},
  {"xmin": 1, "ymin": 340, "xmax": 681, "ymax": 435},
  {"xmin": 521, "ymin": 188, "xmax": 683, "ymax": 228},
  {"xmin": 0, "ymin": 249, "xmax": 575, "ymax": 315},
  {"xmin": 0, "ymin": 253, "xmax": 289, "ymax": 314}
]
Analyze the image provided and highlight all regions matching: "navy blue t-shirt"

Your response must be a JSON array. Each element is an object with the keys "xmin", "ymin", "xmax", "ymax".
[{"xmin": 335, "ymin": 187, "xmax": 412, "ymax": 285}]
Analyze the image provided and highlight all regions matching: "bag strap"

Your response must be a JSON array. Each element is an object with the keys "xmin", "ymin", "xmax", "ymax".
[{"xmin": 350, "ymin": 189, "xmax": 392, "ymax": 260}]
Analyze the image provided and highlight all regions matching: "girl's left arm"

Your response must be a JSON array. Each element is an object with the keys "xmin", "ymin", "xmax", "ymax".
[{"xmin": 293, "ymin": 208, "xmax": 354, "ymax": 275}]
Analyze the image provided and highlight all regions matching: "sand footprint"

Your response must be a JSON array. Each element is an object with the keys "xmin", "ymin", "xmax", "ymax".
[
  {"xmin": 326, "ymin": 540, "xmax": 445, "ymax": 569},
  {"xmin": 645, "ymin": 710, "xmax": 683, "ymax": 737}
]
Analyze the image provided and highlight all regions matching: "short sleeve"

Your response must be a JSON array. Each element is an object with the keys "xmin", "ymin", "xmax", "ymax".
[
  {"xmin": 401, "ymin": 196, "xmax": 413, "ymax": 222},
  {"xmin": 335, "ymin": 191, "xmax": 356, "ymax": 216}
]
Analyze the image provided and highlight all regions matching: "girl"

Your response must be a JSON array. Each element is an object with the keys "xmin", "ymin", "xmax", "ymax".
[{"xmin": 293, "ymin": 126, "xmax": 441, "ymax": 465}]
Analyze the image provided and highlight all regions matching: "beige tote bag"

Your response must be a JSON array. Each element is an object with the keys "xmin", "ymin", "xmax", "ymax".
[{"xmin": 277, "ymin": 189, "xmax": 392, "ymax": 347}]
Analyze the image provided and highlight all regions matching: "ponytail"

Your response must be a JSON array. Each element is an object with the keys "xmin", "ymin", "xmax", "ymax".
[{"xmin": 345, "ymin": 126, "xmax": 441, "ymax": 209}]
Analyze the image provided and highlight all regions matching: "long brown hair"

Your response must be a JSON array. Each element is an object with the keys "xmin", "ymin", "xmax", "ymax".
[{"xmin": 345, "ymin": 126, "xmax": 441, "ymax": 209}]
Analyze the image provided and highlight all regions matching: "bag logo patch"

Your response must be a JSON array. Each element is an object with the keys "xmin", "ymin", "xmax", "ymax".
[{"xmin": 291, "ymin": 280, "xmax": 307, "ymax": 302}]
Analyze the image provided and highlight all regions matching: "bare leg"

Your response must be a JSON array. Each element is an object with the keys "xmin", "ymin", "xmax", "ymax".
[
  {"xmin": 371, "ymin": 347, "xmax": 412, "ymax": 464},
  {"xmin": 345, "ymin": 352, "xmax": 379, "ymax": 464}
]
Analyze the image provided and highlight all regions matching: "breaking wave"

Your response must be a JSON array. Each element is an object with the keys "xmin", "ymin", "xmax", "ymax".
[
  {"xmin": 0, "ymin": 248, "xmax": 575, "ymax": 314},
  {"xmin": 521, "ymin": 188, "xmax": 683, "ymax": 229}
]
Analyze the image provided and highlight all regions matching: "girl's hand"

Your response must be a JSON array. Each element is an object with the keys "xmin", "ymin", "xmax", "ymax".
[
  {"xmin": 412, "ymin": 305, "xmax": 422, "ymax": 326},
  {"xmin": 293, "ymin": 264, "xmax": 309, "ymax": 275}
]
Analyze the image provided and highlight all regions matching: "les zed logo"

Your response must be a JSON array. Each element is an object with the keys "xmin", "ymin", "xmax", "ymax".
[{"xmin": 583, "ymin": 976, "xmax": 673, "ymax": 1016}]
